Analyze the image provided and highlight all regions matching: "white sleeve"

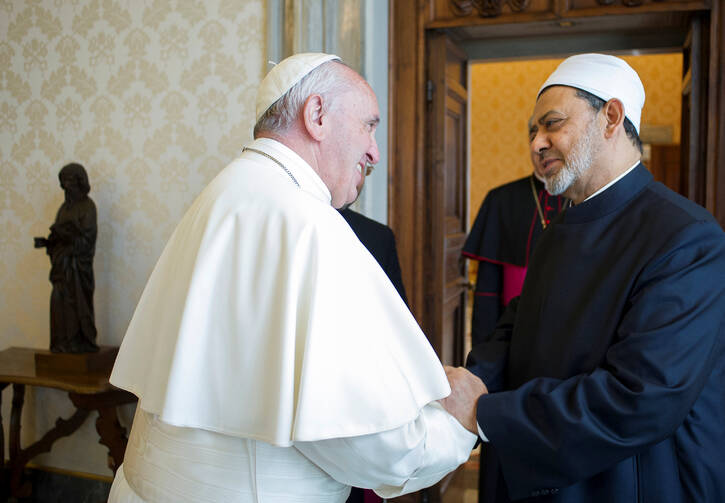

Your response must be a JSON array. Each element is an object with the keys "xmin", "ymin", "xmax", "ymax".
[{"xmin": 294, "ymin": 401, "xmax": 477, "ymax": 498}]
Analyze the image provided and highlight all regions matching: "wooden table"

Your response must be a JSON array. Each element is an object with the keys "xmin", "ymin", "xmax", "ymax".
[{"xmin": 0, "ymin": 347, "xmax": 136, "ymax": 500}]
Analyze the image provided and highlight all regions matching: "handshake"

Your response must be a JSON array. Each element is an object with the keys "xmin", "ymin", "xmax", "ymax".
[{"xmin": 440, "ymin": 366, "xmax": 488, "ymax": 434}]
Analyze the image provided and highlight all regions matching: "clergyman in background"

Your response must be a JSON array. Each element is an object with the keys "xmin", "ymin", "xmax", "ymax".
[{"xmin": 463, "ymin": 173, "xmax": 566, "ymax": 348}]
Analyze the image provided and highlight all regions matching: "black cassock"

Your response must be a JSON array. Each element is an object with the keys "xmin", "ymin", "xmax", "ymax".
[
  {"xmin": 463, "ymin": 175, "xmax": 566, "ymax": 347},
  {"xmin": 340, "ymin": 208, "xmax": 407, "ymax": 305},
  {"xmin": 340, "ymin": 207, "xmax": 407, "ymax": 503},
  {"xmin": 468, "ymin": 165, "xmax": 725, "ymax": 502}
]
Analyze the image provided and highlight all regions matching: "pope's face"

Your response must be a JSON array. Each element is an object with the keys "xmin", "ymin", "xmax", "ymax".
[
  {"xmin": 528, "ymin": 86, "xmax": 602, "ymax": 197},
  {"xmin": 319, "ymin": 74, "xmax": 380, "ymax": 209}
]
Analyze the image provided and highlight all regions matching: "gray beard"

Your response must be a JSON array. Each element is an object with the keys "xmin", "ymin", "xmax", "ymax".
[{"xmin": 544, "ymin": 120, "xmax": 599, "ymax": 196}]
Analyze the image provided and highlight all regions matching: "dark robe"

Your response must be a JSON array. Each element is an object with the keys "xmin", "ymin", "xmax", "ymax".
[
  {"xmin": 340, "ymin": 208, "xmax": 407, "ymax": 305},
  {"xmin": 468, "ymin": 164, "xmax": 725, "ymax": 502},
  {"xmin": 463, "ymin": 176, "xmax": 565, "ymax": 347},
  {"xmin": 340, "ymin": 208, "xmax": 408, "ymax": 503}
]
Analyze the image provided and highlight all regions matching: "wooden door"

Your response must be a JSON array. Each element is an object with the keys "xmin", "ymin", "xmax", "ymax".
[
  {"xmin": 707, "ymin": 0, "xmax": 725, "ymax": 227},
  {"xmin": 425, "ymin": 32, "xmax": 469, "ymax": 369},
  {"xmin": 680, "ymin": 14, "xmax": 709, "ymax": 205},
  {"xmin": 649, "ymin": 144, "xmax": 681, "ymax": 193}
]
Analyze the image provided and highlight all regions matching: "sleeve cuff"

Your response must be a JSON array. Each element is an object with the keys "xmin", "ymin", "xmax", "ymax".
[{"xmin": 477, "ymin": 422, "xmax": 489, "ymax": 442}]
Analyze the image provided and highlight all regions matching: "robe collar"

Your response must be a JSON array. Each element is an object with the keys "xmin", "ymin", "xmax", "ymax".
[
  {"xmin": 583, "ymin": 161, "xmax": 640, "ymax": 202},
  {"xmin": 246, "ymin": 137, "xmax": 333, "ymax": 206},
  {"xmin": 562, "ymin": 163, "xmax": 652, "ymax": 224}
]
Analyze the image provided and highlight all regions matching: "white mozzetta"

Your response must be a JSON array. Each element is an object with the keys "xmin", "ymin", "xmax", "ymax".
[{"xmin": 111, "ymin": 138, "xmax": 453, "ymax": 445}]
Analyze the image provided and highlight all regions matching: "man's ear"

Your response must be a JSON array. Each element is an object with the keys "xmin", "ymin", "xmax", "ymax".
[
  {"xmin": 602, "ymin": 98, "xmax": 626, "ymax": 139},
  {"xmin": 302, "ymin": 94, "xmax": 327, "ymax": 141}
]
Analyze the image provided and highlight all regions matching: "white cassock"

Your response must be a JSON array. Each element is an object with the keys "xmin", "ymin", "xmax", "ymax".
[{"xmin": 108, "ymin": 138, "xmax": 477, "ymax": 502}]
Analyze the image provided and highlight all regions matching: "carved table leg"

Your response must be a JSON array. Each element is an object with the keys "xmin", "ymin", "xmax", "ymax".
[
  {"xmin": 0, "ymin": 383, "xmax": 8, "ymax": 500},
  {"xmin": 9, "ymin": 385, "xmax": 23, "ymax": 464},
  {"xmin": 9, "ymin": 383, "xmax": 31, "ymax": 499},
  {"xmin": 7, "ymin": 407, "xmax": 88, "ymax": 499},
  {"xmin": 95, "ymin": 405, "xmax": 129, "ymax": 473},
  {"xmin": 69, "ymin": 390, "xmax": 136, "ymax": 474},
  {"xmin": 0, "ymin": 384, "xmax": 7, "ymax": 464}
]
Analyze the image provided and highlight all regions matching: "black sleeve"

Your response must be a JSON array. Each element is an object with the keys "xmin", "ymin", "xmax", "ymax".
[{"xmin": 380, "ymin": 229, "xmax": 408, "ymax": 306}]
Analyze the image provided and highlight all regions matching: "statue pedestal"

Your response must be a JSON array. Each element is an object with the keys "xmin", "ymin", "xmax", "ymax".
[{"xmin": 34, "ymin": 346, "xmax": 118, "ymax": 375}]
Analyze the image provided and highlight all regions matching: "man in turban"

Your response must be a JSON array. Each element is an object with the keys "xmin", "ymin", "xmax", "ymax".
[
  {"xmin": 107, "ymin": 53, "xmax": 480, "ymax": 502},
  {"xmin": 446, "ymin": 53, "xmax": 725, "ymax": 502}
]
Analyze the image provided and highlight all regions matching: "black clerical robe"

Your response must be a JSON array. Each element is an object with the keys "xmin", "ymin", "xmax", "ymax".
[
  {"xmin": 463, "ymin": 176, "xmax": 565, "ymax": 347},
  {"xmin": 468, "ymin": 165, "xmax": 725, "ymax": 502}
]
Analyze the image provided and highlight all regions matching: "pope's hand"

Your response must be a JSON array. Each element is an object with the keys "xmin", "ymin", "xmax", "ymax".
[{"xmin": 440, "ymin": 366, "xmax": 488, "ymax": 434}]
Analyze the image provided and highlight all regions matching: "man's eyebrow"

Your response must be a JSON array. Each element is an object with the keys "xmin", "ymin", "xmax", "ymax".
[
  {"xmin": 538, "ymin": 111, "xmax": 563, "ymax": 124},
  {"xmin": 529, "ymin": 109, "xmax": 566, "ymax": 133}
]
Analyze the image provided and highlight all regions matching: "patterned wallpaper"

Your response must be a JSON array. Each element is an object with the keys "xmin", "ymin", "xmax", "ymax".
[
  {"xmin": 1, "ymin": 0, "xmax": 265, "ymax": 477},
  {"xmin": 469, "ymin": 53, "xmax": 683, "ymax": 223}
]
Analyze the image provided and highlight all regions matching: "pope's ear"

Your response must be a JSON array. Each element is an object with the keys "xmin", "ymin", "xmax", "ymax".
[
  {"xmin": 602, "ymin": 98, "xmax": 626, "ymax": 138},
  {"xmin": 302, "ymin": 94, "xmax": 327, "ymax": 141}
]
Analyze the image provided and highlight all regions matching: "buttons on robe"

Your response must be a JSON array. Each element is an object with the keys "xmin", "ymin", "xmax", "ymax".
[{"xmin": 530, "ymin": 487, "xmax": 559, "ymax": 497}]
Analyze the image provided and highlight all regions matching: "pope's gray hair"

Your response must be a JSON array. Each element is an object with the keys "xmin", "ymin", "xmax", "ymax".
[{"xmin": 253, "ymin": 60, "xmax": 349, "ymax": 138}]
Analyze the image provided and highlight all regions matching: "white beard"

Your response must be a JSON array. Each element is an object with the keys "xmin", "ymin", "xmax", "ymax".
[{"xmin": 544, "ymin": 119, "xmax": 600, "ymax": 196}]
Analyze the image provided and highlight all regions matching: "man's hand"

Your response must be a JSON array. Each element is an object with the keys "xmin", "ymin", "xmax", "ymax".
[{"xmin": 440, "ymin": 366, "xmax": 488, "ymax": 434}]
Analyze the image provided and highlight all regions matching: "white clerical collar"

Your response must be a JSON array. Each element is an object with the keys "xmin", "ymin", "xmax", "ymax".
[
  {"xmin": 247, "ymin": 137, "xmax": 333, "ymax": 205},
  {"xmin": 583, "ymin": 161, "xmax": 640, "ymax": 202}
]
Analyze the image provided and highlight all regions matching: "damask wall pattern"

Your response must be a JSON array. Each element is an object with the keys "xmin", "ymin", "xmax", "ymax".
[
  {"xmin": 469, "ymin": 53, "xmax": 683, "ymax": 223},
  {"xmin": 1, "ymin": 0, "xmax": 265, "ymax": 477}
]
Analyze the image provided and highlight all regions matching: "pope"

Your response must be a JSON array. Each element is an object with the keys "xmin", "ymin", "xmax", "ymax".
[{"xmin": 107, "ymin": 53, "xmax": 481, "ymax": 502}]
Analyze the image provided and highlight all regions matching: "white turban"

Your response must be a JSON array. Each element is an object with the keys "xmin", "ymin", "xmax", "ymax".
[
  {"xmin": 255, "ymin": 52, "xmax": 341, "ymax": 123},
  {"xmin": 538, "ymin": 53, "xmax": 645, "ymax": 134}
]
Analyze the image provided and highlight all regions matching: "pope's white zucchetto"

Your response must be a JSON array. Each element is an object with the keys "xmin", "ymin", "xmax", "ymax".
[
  {"xmin": 255, "ymin": 52, "xmax": 341, "ymax": 123},
  {"xmin": 538, "ymin": 53, "xmax": 646, "ymax": 134}
]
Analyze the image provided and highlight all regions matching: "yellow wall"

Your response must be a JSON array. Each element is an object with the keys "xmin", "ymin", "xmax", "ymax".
[
  {"xmin": 1, "ymin": 0, "xmax": 265, "ymax": 477},
  {"xmin": 469, "ymin": 53, "xmax": 682, "ymax": 223}
]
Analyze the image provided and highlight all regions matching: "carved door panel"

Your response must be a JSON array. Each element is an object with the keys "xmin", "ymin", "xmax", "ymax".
[{"xmin": 425, "ymin": 32, "xmax": 469, "ymax": 370}]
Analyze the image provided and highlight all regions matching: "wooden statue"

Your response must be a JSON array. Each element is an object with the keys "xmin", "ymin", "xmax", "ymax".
[{"xmin": 34, "ymin": 163, "xmax": 99, "ymax": 353}]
